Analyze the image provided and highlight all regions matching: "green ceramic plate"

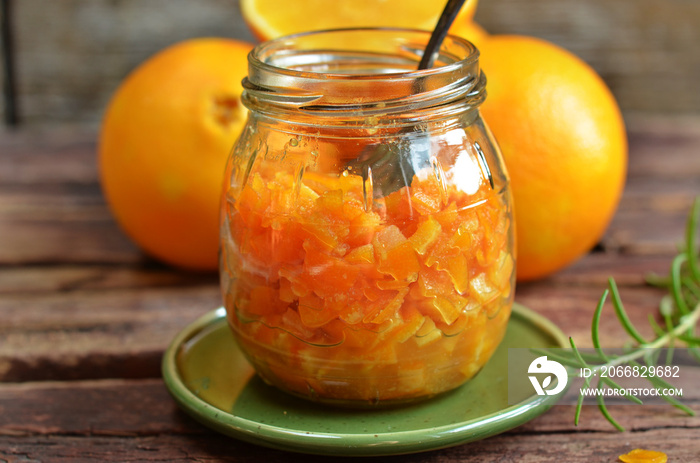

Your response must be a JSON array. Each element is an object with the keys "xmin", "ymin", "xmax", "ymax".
[{"xmin": 162, "ymin": 303, "xmax": 567, "ymax": 456}]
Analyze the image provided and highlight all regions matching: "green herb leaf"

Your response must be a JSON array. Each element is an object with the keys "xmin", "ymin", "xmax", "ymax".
[
  {"xmin": 563, "ymin": 196, "xmax": 700, "ymax": 431},
  {"xmin": 608, "ymin": 278, "xmax": 648, "ymax": 344}
]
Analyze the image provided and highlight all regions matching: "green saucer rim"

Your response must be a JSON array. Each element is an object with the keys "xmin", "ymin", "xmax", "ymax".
[{"xmin": 162, "ymin": 303, "xmax": 568, "ymax": 456}]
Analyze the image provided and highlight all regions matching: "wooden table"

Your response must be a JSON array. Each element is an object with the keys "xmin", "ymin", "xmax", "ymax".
[{"xmin": 1, "ymin": 116, "xmax": 699, "ymax": 462}]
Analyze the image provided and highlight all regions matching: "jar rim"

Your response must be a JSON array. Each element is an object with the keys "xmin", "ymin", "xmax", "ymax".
[
  {"xmin": 248, "ymin": 27, "xmax": 479, "ymax": 81},
  {"xmin": 242, "ymin": 27, "xmax": 485, "ymax": 126}
]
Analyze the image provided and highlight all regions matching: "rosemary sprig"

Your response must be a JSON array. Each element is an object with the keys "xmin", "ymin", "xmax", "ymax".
[{"xmin": 551, "ymin": 197, "xmax": 700, "ymax": 431}]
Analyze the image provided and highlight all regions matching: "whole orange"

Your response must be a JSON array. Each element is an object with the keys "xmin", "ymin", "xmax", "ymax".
[
  {"xmin": 99, "ymin": 38, "xmax": 253, "ymax": 271},
  {"xmin": 240, "ymin": 0, "xmax": 479, "ymax": 41},
  {"xmin": 478, "ymin": 35, "xmax": 627, "ymax": 281}
]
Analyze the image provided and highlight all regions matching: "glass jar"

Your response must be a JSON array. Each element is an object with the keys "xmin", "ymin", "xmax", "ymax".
[{"xmin": 220, "ymin": 28, "xmax": 515, "ymax": 407}]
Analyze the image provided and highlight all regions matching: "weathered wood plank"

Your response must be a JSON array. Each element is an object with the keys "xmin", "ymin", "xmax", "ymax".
[
  {"xmin": 0, "ymin": 377, "xmax": 697, "ymax": 461},
  {"xmin": 0, "ymin": 276, "xmax": 672, "ymax": 382},
  {"xmin": 0, "ymin": 116, "xmax": 697, "ymax": 459},
  {"xmin": 0, "ymin": 128, "xmax": 98, "ymax": 184},
  {"xmin": 449, "ymin": 429, "xmax": 700, "ymax": 463},
  {"xmin": 603, "ymin": 206, "xmax": 692, "ymax": 255},
  {"xmin": 0, "ymin": 379, "xmax": 195, "ymax": 437},
  {"xmin": 547, "ymin": 253, "xmax": 673, "ymax": 287},
  {"xmin": 0, "ymin": 117, "xmax": 698, "ymax": 265},
  {"xmin": 600, "ymin": 116, "xmax": 700, "ymax": 254},
  {"xmin": 0, "ymin": 183, "xmax": 145, "ymax": 265},
  {"xmin": 0, "ymin": 222, "xmax": 676, "ymax": 382},
  {"xmin": 0, "ymin": 250, "xmax": 669, "ymax": 295},
  {"xmin": 8, "ymin": 0, "xmax": 256, "ymax": 128},
  {"xmin": 0, "ymin": 117, "xmax": 696, "ymax": 380},
  {"xmin": 475, "ymin": 0, "xmax": 700, "ymax": 115},
  {"xmin": 625, "ymin": 116, "xmax": 700, "ymax": 180},
  {"xmin": 0, "ymin": 377, "xmax": 696, "ymax": 437},
  {"xmin": 0, "ymin": 130, "xmax": 144, "ymax": 265},
  {"xmin": 0, "ymin": 284, "xmax": 220, "ymax": 381},
  {"xmin": 0, "ymin": 265, "xmax": 217, "ymax": 295},
  {"xmin": 516, "ymin": 282, "xmax": 668, "ymax": 350},
  {"xmin": 0, "ymin": 427, "xmax": 697, "ymax": 462},
  {"xmin": 4, "ymin": 0, "xmax": 700, "ymax": 127},
  {"xmin": 2, "ymin": 116, "xmax": 697, "ymax": 180}
]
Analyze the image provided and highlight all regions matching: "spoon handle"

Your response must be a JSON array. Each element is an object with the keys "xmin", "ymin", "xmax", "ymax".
[{"xmin": 418, "ymin": 0, "xmax": 468, "ymax": 70}]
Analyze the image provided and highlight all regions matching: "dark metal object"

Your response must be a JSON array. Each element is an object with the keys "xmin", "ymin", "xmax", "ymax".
[
  {"xmin": 348, "ymin": 0, "xmax": 470, "ymax": 198},
  {"xmin": 1, "ymin": 0, "xmax": 18, "ymax": 126},
  {"xmin": 418, "ymin": 0, "xmax": 468, "ymax": 70}
]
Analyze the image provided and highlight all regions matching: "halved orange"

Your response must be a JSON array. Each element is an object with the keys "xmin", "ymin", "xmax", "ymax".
[{"xmin": 241, "ymin": 0, "xmax": 480, "ymax": 41}]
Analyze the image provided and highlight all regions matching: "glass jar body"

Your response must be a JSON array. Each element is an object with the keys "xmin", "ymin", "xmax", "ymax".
[{"xmin": 220, "ymin": 29, "xmax": 515, "ymax": 407}]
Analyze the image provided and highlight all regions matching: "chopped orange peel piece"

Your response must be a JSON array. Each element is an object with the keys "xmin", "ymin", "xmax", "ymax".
[
  {"xmin": 619, "ymin": 449, "xmax": 668, "ymax": 463},
  {"xmin": 222, "ymin": 164, "xmax": 513, "ymax": 403}
]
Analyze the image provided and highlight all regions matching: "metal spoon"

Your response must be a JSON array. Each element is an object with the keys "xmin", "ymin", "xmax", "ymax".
[
  {"xmin": 348, "ymin": 0, "xmax": 468, "ymax": 199},
  {"xmin": 418, "ymin": 0, "xmax": 469, "ymax": 71}
]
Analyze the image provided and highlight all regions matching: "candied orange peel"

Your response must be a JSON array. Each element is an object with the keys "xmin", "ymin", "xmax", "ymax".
[
  {"xmin": 221, "ymin": 165, "xmax": 513, "ymax": 404},
  {"xmin": 619, "ymin": 449, "xmax": 668, "ymax": 463}
]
